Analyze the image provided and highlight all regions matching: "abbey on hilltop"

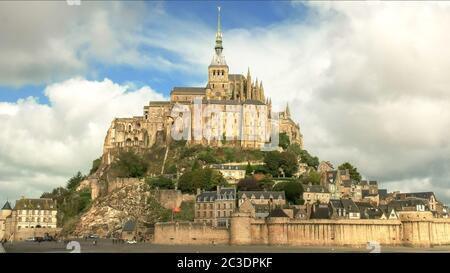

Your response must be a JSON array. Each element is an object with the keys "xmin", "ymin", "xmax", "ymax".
[{"xmin": 102, "ymin": 8, "xmax": 303, "ymax": 163}]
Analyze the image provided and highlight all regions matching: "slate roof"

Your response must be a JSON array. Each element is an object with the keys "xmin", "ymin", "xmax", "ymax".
[
  {"xmin": 197, "ymin": 188, "xmax": 236, "ymax": 202},
  {"xmin": 267, "ymin": 207, "xmax": 289, "ymax": 218},
  {"xmin": 149, "ymin": 101, "xmax": 171, "ymax": 105},
  {"xmin": 171, "ymin": 87, "xmax": 206, "ymax": 95},
  {"xmin": 14, "ymin": 198, "xmax": 56, "ymax": 210},
  {"xmin": 122, "ymin": 220, "xmax": 136, "ymax": 232},
  {"xmin": 369, "ymin": 181, "xmax": 378, "ymax": 186},
  {"xmin": 228, "ymin": 74, "xmax": 245, "ymax": 80},
  {"xmin": 310, "ymin": 205, "xmax": 331, "ymax": 219},
  {"xmin": 403, "ymin": 192, "xmax": 435, "ymax": 200},
  {"xmin": 238, "ymin": 191, "xmax": 285, "ymax": 200},
  {"xmin": 330, "ymin": 199, "xmax": 359, "ymax": 213},
  {"xmin": 242, "ymin": 100, "xmax": 266, "ymax": 105},
  {"xmin": 378, "ymin": 189, "xmax": 388, "ymax": 199},
  {"xmin": 304, "ymin": 185, "xmax": 329, "ymax": 193},
  {"xmin": 342, "ymin": 180, "xmax": 352, "ymax": 188},
  {"xmin": 341, "ymin": 199, "xmax": 360, "ymax": 213},
  {"xmin": 388, "ymin": 198, "xmax": 429, "ymax": 211},
  {"xmin": 1, "ymin": 201, "xmax": 12, "ymax": 210}
]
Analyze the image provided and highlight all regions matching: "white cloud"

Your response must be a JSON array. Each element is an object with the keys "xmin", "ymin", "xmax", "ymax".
[
  {"xmin": 2, "ymin": 1, "xmax": 450, "ymax": 205},
  {"xmin": 0, "ymin": 78, "xmax": 165, "ymax": 202}
]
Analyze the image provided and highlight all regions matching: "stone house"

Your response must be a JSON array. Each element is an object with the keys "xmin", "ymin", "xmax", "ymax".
[
  {"xmin": 302, "ymin": 184, "xmax": 330, "ymax": 205},
  {"xmin": 329, "ymin": 199, "xmax": 360, "ymax": 219},
  {"xmin": 194, "ymin": 186, "xmax": 236, "ymax": 227},
  {"xmin": 396, "ymin": 192, "xmax": 438, "ymax": 212},
  {"xmin": 237, "ymin": 191, "xmax": 286, "ymax": 207},
  {"xmin": 210, "ymin": 164, "xmax": 246, "ymax": 185},
  {"xmin": 355, "ymin": 202, "xmax": 386, "ymax": 219}
]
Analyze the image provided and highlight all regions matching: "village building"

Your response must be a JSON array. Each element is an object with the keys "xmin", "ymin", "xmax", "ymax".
[
  {"xmin": 237, "ymin": 191, "xmax": 285, "ymax": 207},
  {"xmin": 194, "ymin": 187, "xmax": 236, "ymax": 227},
  {"xmin": 210, "ymin": 164, "xmax": 246, "ymax": 184},
  {"xmin": 302, "ymin": 184, "xmax": 330, "ymax": 205}
]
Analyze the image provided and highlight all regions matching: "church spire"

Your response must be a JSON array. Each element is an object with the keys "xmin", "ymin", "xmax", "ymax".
[
  {"xmin": 215, "ymin": 6, "xmax": 223, "ymax": 55},
  {"xmin": 285, "ymin": 103, "xmax": 291, "ymax": 117},
  {"xmin": 211, "ymin": 6, "xmax": 226, "ymax": 66}
]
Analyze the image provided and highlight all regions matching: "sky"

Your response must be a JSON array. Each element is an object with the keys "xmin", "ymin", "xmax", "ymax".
[{"xmin": 1, "ymin": 1, "xmax": 450, "ymax": 206}]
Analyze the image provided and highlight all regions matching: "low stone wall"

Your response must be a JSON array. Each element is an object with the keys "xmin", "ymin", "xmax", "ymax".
[
  {"xmin": 154, "ymin": 222, "xmax": 229, "ymax": 245},
  {"xmin": 107, "ymin": 178, "xmax": 141, "ymax": 194}
]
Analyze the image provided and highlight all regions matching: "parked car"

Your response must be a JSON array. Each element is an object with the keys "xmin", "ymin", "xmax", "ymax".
[
  {"xmin": 88, "ymin": 234, "xmax": 99, "ymax": 239},
  {"xmin": 35, "ymin": 237, "xmax": 44, "ymax": 243},
  {"xmin": 126, "ymin": 240, "xmax": 137, "ymax": 244}
]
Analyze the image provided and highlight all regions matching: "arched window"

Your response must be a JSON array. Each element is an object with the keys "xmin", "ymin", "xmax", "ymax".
[{"xmin": 128, "ymin": 124, "xmax": 132, "ymax": 132}]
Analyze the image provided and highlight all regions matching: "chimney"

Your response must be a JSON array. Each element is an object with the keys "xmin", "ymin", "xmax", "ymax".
[{"xmin": 196, "ymin": 188, "xmax": 201, "ymax": 195}]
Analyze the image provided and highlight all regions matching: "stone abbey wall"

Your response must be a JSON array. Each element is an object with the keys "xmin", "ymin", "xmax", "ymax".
[{"xmin": 155, "ymin": 214, "xmax": 450, "ymax": 247}]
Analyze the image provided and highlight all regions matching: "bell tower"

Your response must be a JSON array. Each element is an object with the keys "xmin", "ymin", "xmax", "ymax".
[{"xmin": 207, "ymin": 6, "xmax": 230, "ymax": 100}]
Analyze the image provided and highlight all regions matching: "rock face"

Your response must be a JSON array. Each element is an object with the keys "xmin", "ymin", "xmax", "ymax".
[{"xmin": 72, "ymin": 181, "xmax": 168, "ymax": 238}]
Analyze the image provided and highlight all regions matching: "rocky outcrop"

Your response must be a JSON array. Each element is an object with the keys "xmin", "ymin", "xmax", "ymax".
[{"xmin": 71, "ymin": 181, "xmax": 169, "ymax": 238}]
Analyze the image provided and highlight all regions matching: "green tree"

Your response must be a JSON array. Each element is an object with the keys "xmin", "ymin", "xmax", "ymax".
[
  {"xmin": 264, "ymin": 151, "xmax": 281, "ymax": 177},
  {"xmin": 288, "ymin": 145, "xmax": 319, "ymax": 169},
  {"xmin": 299, "ymin": 170, "xmax": 321, "ymax": 185},
  {"xmin": 245, "ymin": 162, "xmax": 254, "ymax": 176},
  {"xmin": 279, "ymin": 151, "xmax": 299, "ymax": 177},
  {"xmin": 89, "ymin": 157, "xmax": 102, "ymax": 175},
  {"xmin": 146, "ymin": 176, "xmax": 175, "ymax": 189},
  {"xmin": 273, "ymin": 181, "xmax": 303, "ymax": 205},
  {"xmin": 279, "ymin": 132, "xmax": 290, "ymax": 150},
  {"xmin": 258, "ymin": 177, "xmax": 275, "ymax": 191},
  {"xmin": 264, "ymin": 151, "xmax": 299, "ymax": 177},
  {"xmin": 338, "ymin": 162, "xmax": 362, "ymax": 182},
  {"xmin": 66, "ymin": 172, "xmax": 86, "ymax": 192},
  {"xmin": 237, "ymin": 177, "xmax": 260, "ymax": 191},
  {"xmin": 178, "ymin": 168, "xmax": 227, "ymax": 194},
  {"xmin": 112, "ymin": 151, "xmax": 148, "ymax": 178}
]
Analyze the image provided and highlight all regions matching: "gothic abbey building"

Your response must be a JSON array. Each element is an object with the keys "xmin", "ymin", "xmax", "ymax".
[{"xmin": 102, "ymin": 12, "xmax": 303, "ymax": 162}]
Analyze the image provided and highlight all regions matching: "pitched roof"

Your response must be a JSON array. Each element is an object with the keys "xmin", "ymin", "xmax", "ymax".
[
  {"xmin": 331, "ymin": 199, "xmax": 359, "ymax": 213},
  {"xmin": 342, "ymin": 180, "xmax": 352, "ymax": 188},
  {"xmin": 304, "ymin": 185, "xmax": 329, "ymax": 193},
  {"xmin": 378, "ymin": 189, "xmax": 388, "ymax": 199},
  {"xmin": 403, "ymin": 192, "xmax": 435, "ymax": 200},
  {"xmin": 149, "ymin": 101, "xmax": 171, "ymax": 105},
  {"xmin": 14, "ymin": 198, "xmax": 56, "ymax": 210},
  {"xmin": 341, "ymin": 199, "xmax": 359, "ymax": 213},
  {"xmin": 242, "ymin": 100, "xmax": 266, "ymax": 105},
  {"xmin": 310, "ymin": 205, "xmax": 331, "ymax": 219},
  {"xmin": 388, "ymin": 198, "xmax": 429, "ymax": 211},
  {"xmin": 228, "ymin": 74, "xmax": 245, "ymax": 80},
  {"xmin": 238, "ymin": 191, "xmax": 285, "ymax": 200},
  {"xmin": 369, "ymin": 181, "xmax": 378, "ymax": 186},
  {"xmin": 197, "ymin": 188, "xmax": 236, "ymax": 202},
  {"xmin": 2, "ymin": 201, "xmax": 12, "ymax": 210},
  {"xmin": 171, "ymin": 87, "xmax": 206, "ymax": 95},
  {"xmin": 268, "ymin": 207, "xmax": 289, "ymax": 218}
]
